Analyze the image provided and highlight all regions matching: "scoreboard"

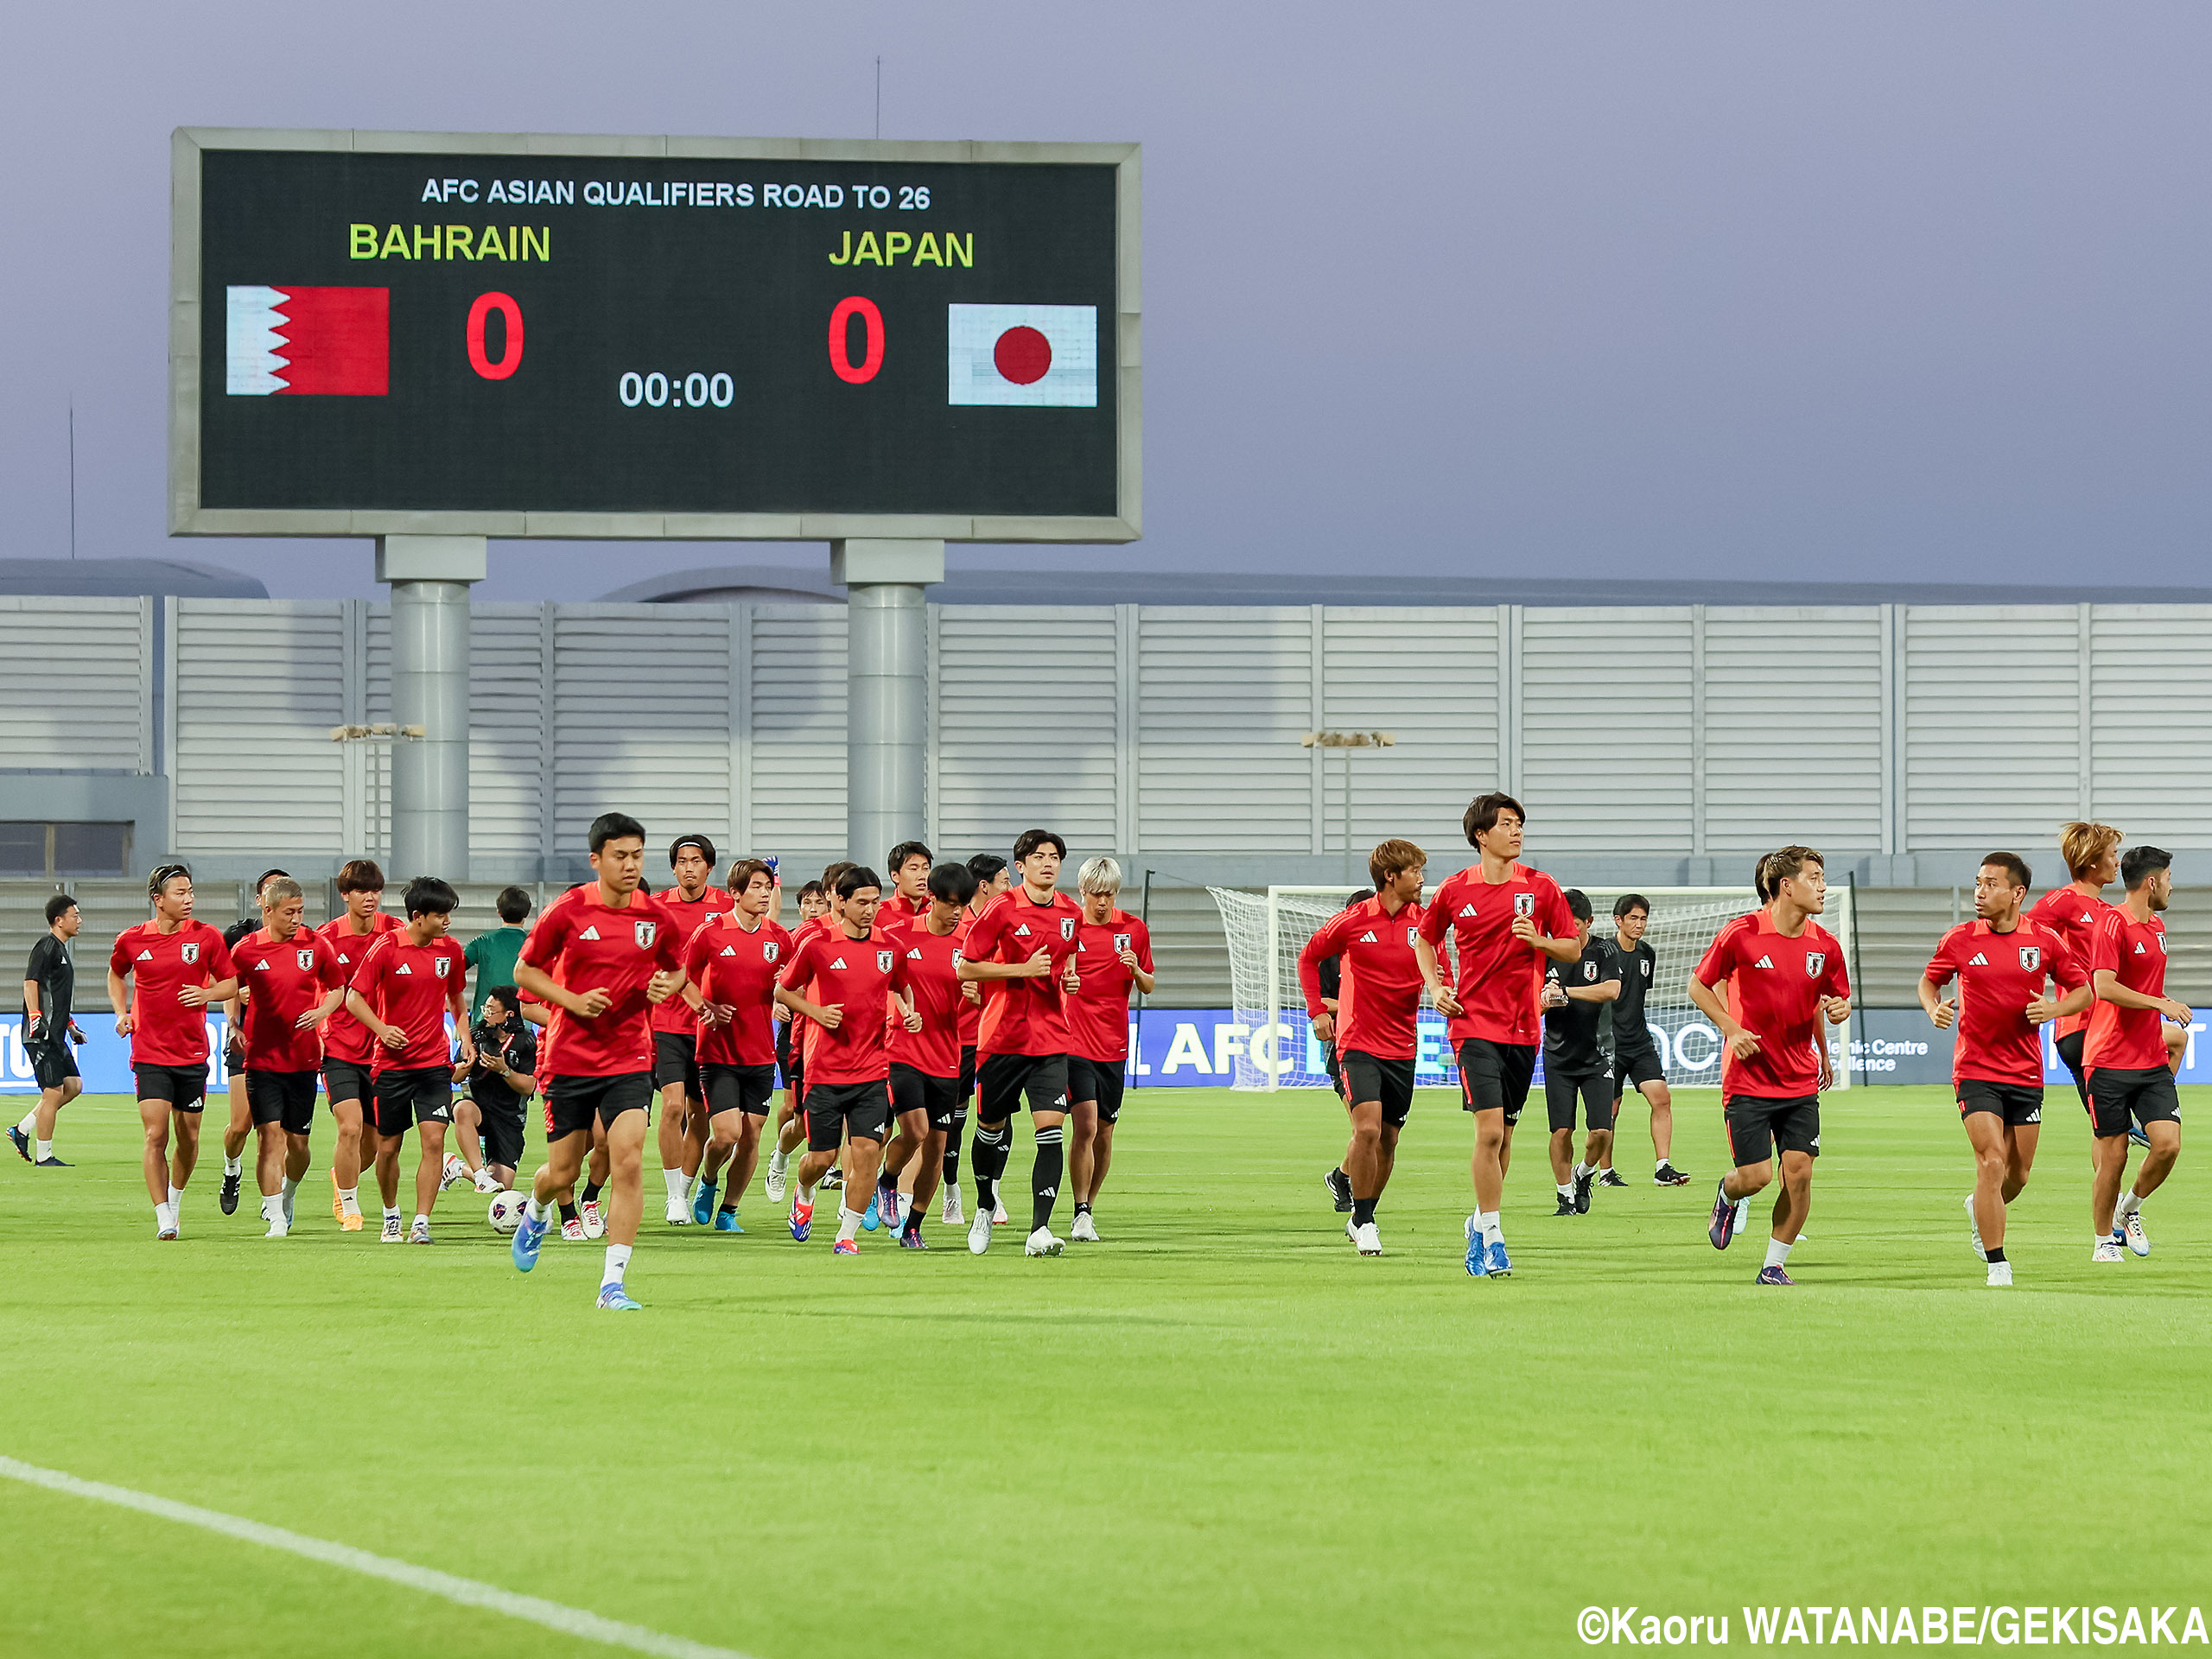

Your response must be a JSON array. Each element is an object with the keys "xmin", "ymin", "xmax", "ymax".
[{"xmin": 169, "ymin": 130, "xmax": 1140, "ymax": 542}]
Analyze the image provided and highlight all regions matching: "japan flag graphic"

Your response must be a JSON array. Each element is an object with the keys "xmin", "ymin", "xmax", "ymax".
[
  {"xmin": 946, "ymin": 304, "xmax": 1096, "ymax": 407},
  {"xmin": 226, "ymin": 287, "xmax": 390, "ymax": 395}
]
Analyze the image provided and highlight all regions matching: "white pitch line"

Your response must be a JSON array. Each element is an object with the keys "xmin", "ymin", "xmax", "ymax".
[{"xmin": 0, "ymin": 1456, "xmax": 756, "ymax": 1659}]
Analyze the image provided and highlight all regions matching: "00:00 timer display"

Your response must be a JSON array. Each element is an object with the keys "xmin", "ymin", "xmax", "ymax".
[{"xmin": 619, "ymin": 372, "xmax": 734, "ymax": 409}]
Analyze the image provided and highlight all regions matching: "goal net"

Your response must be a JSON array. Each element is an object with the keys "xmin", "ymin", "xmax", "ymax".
[{"xmin": 1206, "ymin": 883, "xmax": 1857, "ymax": 1093}]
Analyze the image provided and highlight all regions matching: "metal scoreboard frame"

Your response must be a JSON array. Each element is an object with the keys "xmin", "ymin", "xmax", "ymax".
[{"xmin": 167, "ymin": 127, "xmax": 1142, "ymax": 542}]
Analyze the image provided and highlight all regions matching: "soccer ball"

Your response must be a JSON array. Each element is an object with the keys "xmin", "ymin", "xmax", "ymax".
[{"xmin": 487, "ymin": 1191, "xmax": 527, "ymax": 1234}]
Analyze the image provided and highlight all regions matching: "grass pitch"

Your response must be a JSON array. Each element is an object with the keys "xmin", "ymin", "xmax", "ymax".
[{"xmin": 2, "ymin": 1084, "xmax": 2208, "ymax": 1658}]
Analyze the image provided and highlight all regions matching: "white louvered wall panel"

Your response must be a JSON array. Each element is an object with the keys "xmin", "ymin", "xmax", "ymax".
[
  {"xmin": 1136, "ymin": 608, "xmax": 1315, "ymax": 853},
  {"xmin": 551, "ymin": 606, "xmax": 734, "ymax": 852},
  {"xmin": 468, "ymin": 606, "xmax": 547, "ymax": 864},
  {"xmin": 1319, "ymin": 607, "xmax": 1501, "ymax": 853},
  {"xmin": 2089, "ymin": 606, "xmax": 2212, "ymax": 844},
  {"xmin": 1520, "ymin": 608, "xmax": 1696, "ymax": 855},
  {"xmin": 933, "ymin": 607, "xmax": 1119, "ymax": 857},
  {"xmin": 0, "ymin": 597, "xmax": 150, "ymax": 770},
  {"xmin": 172, "ymin": 601, "xmax": 347, "ymax": 856},
  {"xmin": 1702, "ymin": 610, "xmax": 1885, "ymax": 853},
  {"xmin": 748, "ymin": 606, "xmax": 847, "ymax": 857},
  {"xmin": 1904, "ymin": 607, "xmax": 2083, "ymax": 850}
]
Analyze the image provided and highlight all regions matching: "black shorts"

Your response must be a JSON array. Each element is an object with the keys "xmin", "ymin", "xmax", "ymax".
[
  {"xmin": 1724, "ymin": 1094, "xmax": 1821, "ymax": 1166},
  {"xmin": 1615, "ymin": 1047, "xmax": 1665, "ymax": 1092},
  {"xmin": 1545, "ymin": 1067, "xmax": 1614, "ymax": 1134},
  {"xmin": 1320, "ymin": 1042, "xmax": 1345, "ymax": 1102},
  {"xmin": 27, "ymin": 1039, "xmax": 78, "ymax": 1091},
  {"xmin": 374, "ymin": 1067, "xmax": 453, "ymax": 1137},
  {"xmin": 545, "ymin": 1071, "xmax": 653, "ymax": 1141},
  {"xmin": 469, "ymin": 1096, "xmax": 526, "ymax": 1169},
  {"xmin": 2087, "ymin": 1067, "xmax": 2181, "ymax": 1140},
  {"xmin": 653, "ymin": 1032, "xmax": 702, "ymax": 1096},
  {"xmin": 976, "ymin": 1052, "xmax": 1069, "ymax": 1122},
  {"xmin": 702, "ymin": 1061, "xmax": 777, "ymax": 1119},
  {"xmin": 1957, "ymin": 1079, "xmax": 2044, "ymax": 1128},
  {"xmin": 322, "ymin": 1058, "xmax": 376, "ymax": 1109},
  {"xmin": 1337, "ymin": 1049, "xmax": 1415, "ymax": 1128},
  {"xmin": 1067, "ymin": 1056, "xmax": 1128, "ymax": 1122},
  {"xmin": 891, "ymin": 1062, "xmax": 962, "ymax": 1129},
  {"xmin": 1458, "ymin": 1039, "xmax": 1535, "ymax": 1124},
  {"xmin": 774, "ymin": 1018, "xmax": 792, "ymax": 1084},
  {"xmin": 959, "ymin": 1043, "xmax": 977, "ymax": 1104},
  {"xmin": 2055, "ymin": 1029, "xmax": 2088, "ymax": 1105},
  {"xmin": 135, "ymin": 1063, "xmax": 208, "ymax": 1111},
  {"xmin": 807, "ymin": 1079, "xmax": 892, "ymax": 1150},
  {"xmin": 246, "ymin": 1069, "xmax": 320, "ymax": 1135}
]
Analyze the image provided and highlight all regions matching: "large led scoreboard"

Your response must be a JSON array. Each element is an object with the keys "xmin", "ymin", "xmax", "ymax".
[{"xmin": 169, "ymin": 130, "xmax": 1141, "ymax": 541}]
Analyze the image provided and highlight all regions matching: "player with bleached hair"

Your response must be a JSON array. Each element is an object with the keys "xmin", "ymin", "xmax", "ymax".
[{"xmin": 1062, "ymin": 855, "xmax": 1155, "ymax": 1241}]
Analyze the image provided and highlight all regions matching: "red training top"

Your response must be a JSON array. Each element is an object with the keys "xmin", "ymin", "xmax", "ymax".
[
  {"xmin": 1417, "ymin": 864, "xmax": 1574, "ymax": 1046},
  {"xmin": 1693, "ymin": 907, "xmax": 1851, "ymax": 1099},
  {"xmin": 2085, "ymin": 907, "xmax": 2174, "ymax": 1073},
  {"xmin": 519, "ymin": 886, "xmax": 685, "ymax": 1077},
  {"xmin": 779, "ymin": 924, "xmax": 907, "ymax": 1085},
  {"xmin": 1065, "ymin": 911, "xmax": 1154, "ymax": 1064},
  {"xmin": 2024, "ymin": 887, "xmax": 2116, "ymax": 1043},
  {"xmin": 317, "ymin": 912, "xmax": 402, "ymax": 1065},
  {"xmin": 349, "ymin": 930, "xmax": 467, "ymax": 1072},
  {"xmin": 1923, "ymin": 918, "xmax": 2084, "ymax": 1086},
  {"xmin": 233, "ymin": 926, "xmax": 347, "ymax": 1073},
  {"xmin": 954, "ymin": 907, "xmax": 983, "ymax": 1047},
  {"xmin": 1299, "ymin": 897, "xmax": 1428, "ymax": 1062},
  {"xmin": 963, "ymin": 887, "xmax": 1085, "ymax": 1057},
  {"xmin": 109, "ymin": 919, "xmax": 235, "ymax": 1068},
  {"xmin": 650, "ymin": 886, "xmax": 730, "ymax": 1035},
  {"xmin": 888, "ymin": 921, "xmax": 967, "ymax": 1079},
  {"xmin": 685, "ymin": 912, "xmax": 791, "ymax": 1069}
]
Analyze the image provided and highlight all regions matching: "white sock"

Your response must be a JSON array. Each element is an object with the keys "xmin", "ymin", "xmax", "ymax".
[
  {"xmin": 155, "ymin": 1202, "xmax": 173, "ymax": 1230},
  {"xmin": 261, "ymin": 1194, "xmax": 283, "ymax": 1222},
  {"xmin": 663, "ymin": 1168, "xmax": 685, "ymax": 1202},
  {"xmin": 412, "ymin": 1212, "xmax": 429, "ymax": 1230},
  {"xmin": 1556, "ymin": 1182, "xmax": 1574, "ymax": 1200},
  {"xmin": 168, "ymin": 1184, "xmax": 183, "ymax": 1209},
  {"xmin": 282, "ymin": 1175, "xmax": 300, "ymax": 1201},
  {"xmin": 798, "ymin": 1179, "xmax": 817, "ymax": 1205},
  {"xmin": 1478, "ymin": 1211, "xmax": 1502, "ymax": 1245},
  {"xmin": 601, "ymin": 1243, "xmax": 632, "ymax": 1287},
  {"xmin": 524, "ymin": 1194, "xmax": 545, "ymax": 1223},
  {"xmin": 340, "ymin": 1185, "xmax": 360, "ymax": 1217},
  {"xmin": 837, "ymin": 1205, "xmax": 865, "ymax": 1243},
  {"xmin": 895, "ymin": 1192, "xmax": 912, "ymax": 1225},
  {"xmin": 1572, "ymin": 1162, "xmax": 1590, "ymax": 1181},
  {"xmin": 16, "ymin": 1109, "xmax": 35, "ymax": 1135},
  {"xmin": 2117, "ymin": 1190, "xmax": 2141, "ymax": 1219},
  {"xmin": 383, "ymin": 1205, "xmax": 401, "ymax": 1223},
  {"xmin": 224, "ymin": 1154, "xmax": 243, "ymax": 1177},
  {"xmin": 1656, "ymin": 1158, "xmax": 1669, "ymax": 1172},
  {"xmin": 1764, "ymin": 1237, "xmax": 1794, "ymax": 1268},
  {"xmin": 768, "ymin": 1146, "xmax": 788, "ymax": 1173},
  {"xmin": 35, "ymin": 1140, "xmax": 53, "ymax": 1161}
]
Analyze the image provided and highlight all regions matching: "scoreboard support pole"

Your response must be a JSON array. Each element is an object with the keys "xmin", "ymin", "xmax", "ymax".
[
  {"xmin": 375, "ymin": 535, "xmax": 486, "ymax": 882},
  {"xmin": 833, "ymin": 538, "xmax": 944, "ymax": 866}
]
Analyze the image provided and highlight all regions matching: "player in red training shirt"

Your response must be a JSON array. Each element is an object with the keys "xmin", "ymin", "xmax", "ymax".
[
  {"xmin": 1687, "ymin": 845, "xmax": 1853, "ymax": 1286},
  {"xmin": 346, "ymin": 877, "xmax": 473, "ymax": 1244},
  {"xmin": 106, "ymin": 863, "xmax": 238, "ymax": 1240},
  {"xmin": 1415, "ymin": 794, "xmax": 1578, "ymax": 1279},
  {"xmin": 2084, "ymin": 845, "xmax": 2190, "ymax": 1263},
  {"xmin": 775, "ymin": 865, "xmax": 909, "ymax": 1254},
  {"xmin": 318, "ymin": 860, "xmax": 401, "ymax": 1230},
  {"xmin": 509, "ymin": 814, "xmax": 686, "ymax": 1309},
  {"xmin": 940, "ymin": 852, "xmax": 1010, "ymax": 1227},
  {"xmin": 652, "ymin": 833, "xmax": 729, "ymax": 1226},
  {"xmin": 1300, "ymin": 840, "xmax": 1427, "ymax": 1259},
  {"xmin": 228, "ymin": 877, "xmax": 346, "ymax": 1237},
  {"xmin": 1063, "ymin": 855, "xmax": 1156, "ymax": 1243},
  {"xmin": 2024, "ymin": 821, "xmax": 2126, "ymax": 1109},
  {"xmin": 880, "ymin": 840, "xmax": 934, "ymax": 930},
  {"xmin": 1919, "ymin": 852, "xmax": 2089, "ymax": 1287},
  {"xmin": 872, "ymin": 859, "xmax": 977, "ymax": 1246},
  {"xmin": 764, "ymin": 861, "xmax": 855, "ymax": 1203},
  {"xmin": 957, "ymin": 829, "xmax": 1086, "ymax": 1258},
  {"xmin": 685, "ymin": 858, "xmax": 791, "ymax": 1230}
]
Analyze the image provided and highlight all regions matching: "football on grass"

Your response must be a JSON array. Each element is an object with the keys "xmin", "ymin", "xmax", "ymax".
[{"xmin": 487, "ymin": 1191, "xmax": 526, "ymax": 1234}]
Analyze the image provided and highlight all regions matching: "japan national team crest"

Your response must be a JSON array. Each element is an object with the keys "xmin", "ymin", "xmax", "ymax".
[
  {"xmin": 1582, "ymin": 960, "xmax": 1597, "ymax": 981},
  {"xmin": 763, "ymin": 941, "xmax": 780, "ymax": 963},
  {"xmin": 1805, "ymin": 952, "xmax": 1827, "ymax": 977},
  {"xmin": 877, "ymin": 950, "xmax": 894, "ymax": 974},
  {"xmin": 1406, "ymin": 925, "xmax": 1419, "ymax": 948},
  {"xmin": 296, "ymin": 949, "xmax": 316, "ymax": 971},
  {"xmin": 434, "ymin": 957, "xmax": 450, "ymax": 979},
  {"xmin": 2018, "ymin": 946, "xmax": 2041, "ymax": 972},
  {"xmin": 1060, "ymin": 917, "xmax": 1077, "ymax": 941},
  {"xmin": 1113, "ymin": 932, "xmax": 1131, "ymax": 953},
  {"xmin": 1513, "ymin": 893, "xmax": 1535, "ymax": 918},
  {"xmin": 181, "ymin": 943, "xmax": 200, "ymax": 964},
  {"xmin": 634, "ymin": 920, "xmax": 657, "ymax": 948}
]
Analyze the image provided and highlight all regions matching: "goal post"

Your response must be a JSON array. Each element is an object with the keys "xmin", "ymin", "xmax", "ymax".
[{"xmin": 1208, "ymin": 881, "xmax": 1858, "ymax": 1093}]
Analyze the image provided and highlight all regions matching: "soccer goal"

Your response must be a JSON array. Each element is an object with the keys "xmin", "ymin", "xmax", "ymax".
[{"xmin": 1207, "ymin": 883, "xmax": 1857, "ymax": 1093}]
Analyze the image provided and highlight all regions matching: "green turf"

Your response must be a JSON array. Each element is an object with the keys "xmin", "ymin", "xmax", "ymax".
[{"xmin": 2, "ymin": 1086, "xmax": 2208, "ymax": 1658}]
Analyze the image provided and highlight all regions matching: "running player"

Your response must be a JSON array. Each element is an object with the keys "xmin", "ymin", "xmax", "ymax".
[
  {"xmin": 507, "ymin": 814, "xmax": 686, "ymax": 1309},
  {"xmin": 652, "ymin": 834, "xmax": 728, "ymax": 1224},
  {"xmin": 319, "ymin": 860, "xmax": 399, "ymax": 1231},
  {"xmin": 958, "ymin": 830, "xmax": 1087, "ymax": 1257},
  {"xmin": 764, "ymin": 861, "xmax": 855, "ymax": 1202},
  {"xmin": 2084, "ymin": 845, "xmax": 2189, "ymax": 1263},
  {"xmin": 1541, "ymin": 890, "xmax": 1620, "ymax": 1217},
  {"xmin": 347, "ymin": 877, "xmax": 473, "ymax": 1243},
  {"xmin": 1686, "ymin": 845, "xmax": 1852, "ymax": 1286},
  {"xmin": 870, "ymin": 860, "xmax": 975, "ymax": 1247},
  {"xmin": 107, "ymin": 864, "xmax": 238, "ymax": 1239},
  {"xmin": 774, "ymin": 866, "xmax": 905, "ymax": 1254},
  {"xmin": 940, "ymin": 851, "xmax": 1011, "ymax": 1227},
  {"xmin": 882, "ymin": 840, "xmax": 933, "ymax": 928},
  {"xmin": 217, "ymin": 869, "xmax": 289, "ymax": 1217},
  {"xmin": 686, "ymin": 858, "xmax": 789, "ymax": 1231},
  {"xmin": 228, "ymin": 878, "xmax": 347, "ymax": 1236},
  {"xmin": 14, "ymin": 894, "xmax": 86, "ymax": 1167},
  {"xmin": 1300, "ymin": 842, "xmax": 1427, "ymax": 1256},
  {"xmin": 1918, "ymin": 852, "xmax": 2088, "ymax": 1286},
  {"xmin": 1599, "ymin": 894, "xmax": 1689, "ymax": 1186},
  {"xmin": 1064, "ymin": 856, "xmax": 1155, "ymax": 1241},
  {"xmin": 1415, "ymin": 794, "xmax": 1578, "ymax": 1279},
  {"xmin": 455, "ymin": 986, "xmax": 537, "ymax": 1192},
  {"xmin": 1318, "ymin": 887, "xmax": 1376, "ymax": 1214},
  {"xmin": 2025, "ymin": 822, "xmax": 2125, "ymax": 1110}
]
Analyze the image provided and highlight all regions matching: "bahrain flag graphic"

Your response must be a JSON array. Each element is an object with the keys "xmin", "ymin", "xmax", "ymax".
[
  {"xmin": 226, "ymin": 287, "xmax": 390, "ymax": 396},
  {"xmin": 945, "ymin": 304, "xmax": 1097, "ymax": 408}
]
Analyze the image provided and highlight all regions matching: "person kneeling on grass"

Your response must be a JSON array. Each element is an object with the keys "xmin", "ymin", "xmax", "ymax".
[{"xmin": 453, "ymin": 987, "xmax": 538, "ymax": 1194}]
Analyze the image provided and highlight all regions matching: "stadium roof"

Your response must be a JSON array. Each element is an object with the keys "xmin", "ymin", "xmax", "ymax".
[
  {"xmin": 600, "ymin": 564, "xmax": 2212, "ymax": 608},
  {"xmin": 0, "ymin": 557, "xmax": 268, "ymax": 599}
]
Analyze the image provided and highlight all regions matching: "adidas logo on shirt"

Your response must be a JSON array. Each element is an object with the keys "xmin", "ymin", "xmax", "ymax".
[
  {"xmin": 1359, "ymin": 930, "xmax": 1378, "ymax": 943},
  {"xmin": 396, "ymin": 963, "xmax": 413, "ymax": 976},
  {"xmin": 1753, "ymin": 955, "xmax": 1774, "ymax": 969},
  {"xmin": 579, "ymin": 926, "xmax": 601, "ymax": 941},
  {"xmin": 256, "ymin": 961, "xmax": 271, "ymax": 971},
  {"xmin": 2134, "ymin": 943, "xmax": 2147, "ymax": 955},
  {"xmin": 1967, "ymin": 953, "xmax": 1989, "ymax": 966},
  {"xmin": 830, "ymin": 957, "xmax": 848, "ymax": 969},
  {"xmin": 907, "ymin": 948, "xmax": 923, "ymax": 960},
  {"xmin": 1014, "ymin": 925, "xmax": 1033, "ymax": 938},
  {"xmin": 718, "ymin": 945, "xmax": 736, "ymax": 957},
  {"xmin": 137, "ymin": 949, "xmax": 153, "ymax": 961},
  {"xmin": 1459, "ymin": 905, "xmax": 1478, "ymax": 918}
]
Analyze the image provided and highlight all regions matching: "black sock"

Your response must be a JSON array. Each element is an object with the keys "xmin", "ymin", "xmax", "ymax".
[
  {"xmin": 1986, "ymin": 1245, "xmax": 2006, "ymax": 1264},
  {"xmin": 973, "ymin": 1123, "xmax": 1007, "ymax": 1212},
  {"xmin": 558, "ymin": 1201, "xmax": 579, "ymax": 1224},
  {"xmin": 942, "ymin": 1117, "xmax": 966, "ymax": 1187},
  {"xmin": 1075, "ymin": 1200, "xmax": 1092, "ymax": 1217},
  {"xmin": 1031, "ymin": 1125, "xmax": 1064, "ymax": 1232},
  {"xmin": 1352, "ymin": 1197, "xmax": 1376, "ymax": 1226},
  {"xmin": 717, "ymin": 1200, "xmax": 736, "ymax": 1215},
  {"xmin": 877, "ymin": 1173, "xmax": 897, "ymax": 1194},
  {"xmin": 582, "ymin": 1181, "xmax": 602, "ymax": 1203}
]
